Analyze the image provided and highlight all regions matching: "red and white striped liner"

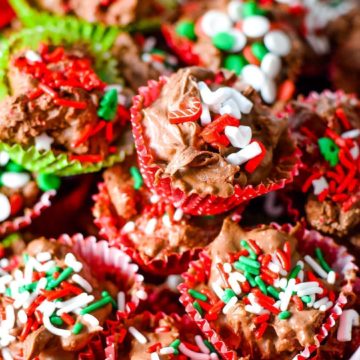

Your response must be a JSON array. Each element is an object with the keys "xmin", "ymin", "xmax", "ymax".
[
  {"xmin": 0, "ymin": 190, "xmax": 56, "ymax": 237},
  {"xmin": 130, "ymin": 76, "xmax": 301, "ymax": 215},
  {"xmin": 178, "ymin": 224, "xmax": 358, "ymax": 360}
]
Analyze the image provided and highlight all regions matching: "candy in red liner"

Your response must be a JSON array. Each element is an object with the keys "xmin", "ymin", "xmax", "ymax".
[
  {"xmin": 92, "ymin": 163, "xmax": 223, "ymax": 276},
  {"xmin": 130, "ymin": 68, "xmax": 300, "ymax": 215},
  {"xmin": 179, "ymin": 219, "xmax": 358, "ymax": 360}
]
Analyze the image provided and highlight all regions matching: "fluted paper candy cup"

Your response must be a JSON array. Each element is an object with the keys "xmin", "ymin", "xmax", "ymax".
[
  {"xmin": 59, "ymin": 234, "xmax": 145, "ymax": 317},
  {"xmin": 92, "ymin": 182, "xmax": 220, "ymax": 276},
  {"xmin": 178, "ymin": 224, "xmax": 358, "ymax": 360},
  {"xmin": 130, "ymin": 76, "xmax": 301, "ymax": 216}
]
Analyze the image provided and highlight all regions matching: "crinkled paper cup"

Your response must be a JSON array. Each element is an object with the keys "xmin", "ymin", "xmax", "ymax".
[
  {"xmin": 178, "ymin": 224, "xmax": 358, "ymax": 360},
  {"xmin": 130, "ymin": 77, "xmax": 301, "ymax": 216}
]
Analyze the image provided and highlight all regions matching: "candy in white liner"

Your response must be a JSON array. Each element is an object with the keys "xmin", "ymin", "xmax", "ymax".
[
  {"xmin": 350, "ymin": 143, "xmax": 359, "ymax": 160},
  {"xmin": 35, "ymin": 132, "xmax": 54, "ymax": 152},
  {"xmin": 72, "ymin": 274, "xmax": 93, "ymax": 292},
  {"xmin": 198, "ymin": 82, "xmax": 233, "ymax": 106},
  {"xmin": 341, "ymin": 129, "xmax": 360, "ymax": 139},
  {"xmin": 151, "ymin": 353, "xmax": 160, "ymax": 360},
  {"xmin": 201, "ymin": 10, "xmax": 233, "ymax": 38},
  {"xmin": 312, "ymin": 176, "xmax": 329, "ymax": 195},
  {"xmin": 179, "ymin": 343, "xmax": 211, "ymax": 359},
  {"xmin": 195, "ymin": 335, "xmax": 211, "ymax": 354},
  {"xmin": 65, "ymin": 253, "xmax": 83, "ymax": 272},
  {"xmin": 173, "ymin": 208, "xmax": 184, "ymax": 222},
  {"xmin": 222, "ymin": 296, "xmax": 238, "ymax": 314},
  {"xmin": 200, "ymin": 102, "xmax": 212, "ymax": 126},
  {"xmin": 231, "ymin": 89, "xmax": 254, "ymax": 114},
  {"xmin": 25, "ymin": 50, "xmax": 42, "ymax": 63},
  {"xmin": 160, "ymin": 347, "xmax": 175, "ymax": 355},
  {"xmin": 0, "ymin": 151, "xmax": 9, "ymax": 166},
  {"xmin": 319, "ymin": 301, "xmax": 333, "ymax": 312},
  {"xmin": 261, "ymin": 53, "xmax": 282, "ymax": 79},
  {"xmin": 1, "ymin": 172, "xmax": 30, "ymax": 189},
  {"xmin": 128, "ymin": 326, "xmax": 148, "ymax": 344},
  {"xmin": 225, "ymin": 125, "xmax": 252, "ymax": 148},
  {"xmin": 313, "ymin": 297, "xmax": 329, "ymax": 309},
  {"xmin": 242, "ymin": 15, "xmax": 270, "ymax": 38},
  {"xmin": 227, "ymin": 0, "xmax": 243, "ymax": 22},
  {"xmin": 304, "ymin": 255, "xmax": 328, "ymax": 279},
  {"xmin": 297, "ymin": 287, "xmax": 323, "ymax": 297},
  {"xmin": 228, "ymin": 29, "xmax": 247, "ymax": 52},
  {"xmin": 220, "ymin": 98, "xmax": 241, "ymax": 119},
  {"xmin": 261, "ymin": 76, "xmax": 277, "ymax": 104},
  {"xmin": 117, "ymin": 291, "xmax": 126, "ymax": 311},
  {"xmin": 337, "ymin": 309, "xmax": 360, "ymax": 341},
  {"xmin": 145, "ymin": 218, "xmax": 157, "ymax": 235},
  {"xmin": 36, "ymin": 252, "xmax": 52, "ymax": 262},
  {"xmin": 123, "ymin": 221, "xmax": 135, "ymax": 233},
  {"xmin": 280, "ymin": 278, "xmax": 295, "ymax": 311},
  {"xmin": 241, "ymin": 64, "xmax": 265, "ymax": 91},
  {"xmin": 82, "ymin": 313, "xmax": 100, "ymax": 328},
  {"xmin": 226, "ymin": 141, "xmax": 262, "ymax": 166},
  {"xmin": 17, "ymin": 309, "xmax": 28, "ymax": 324},
  {"xmin": 264, "ymin": 30, "xmax": 291, "ymax": 56},
  {"xmin": 327, "ymin": 270, "xmax": 336, "ymax": 285}
]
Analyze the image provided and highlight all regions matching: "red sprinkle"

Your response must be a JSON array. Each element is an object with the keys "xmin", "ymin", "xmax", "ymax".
[
  {"xmin": 147, "ymin": 342, "xmax": 162, "ymax": 353},
  {"xmin": 255, "ymin": 322, "xmax": 268, "ymax": 339},
  {"xmin": 19, "ymin": 318, "xmax": 34, "ymax": 341},
  {"xmin": 155, "ymin": 326, "xmax": 171, "ymax": 334},
  {"xmin": 61, "ymin": 313, "xmax": 75, "ymax": 325},
  {"xmin": 276, "ymin": 249, "xmax": 290, "ymax": 272},
  {"xmin": 54, "ymin": 98, "xmax": 87, "ymax": 109},
  {"xmin": 335, "ymin": 108, "xmax": 351, "ymax": 130},
  {"xmin": 38, "ymin": 83, "xmax": 58, "ymax": 98},
  {"xmin": 248, "ymin": 239, "xmax": 261, "ymax": 255},
  {"xmin": 61, "ymin": 281, "xmax": 83, "ymax": 295},
  {"xmin": 254, "ymin": 313, "xmax": 270, "ymax": 325},
  {"xmin": 261, "ymin": 254, "xmax": 272, "ymax": 268},
  {"xmin": 69, "ymin": 154, "xmax": 103, "ymax": 163},
  {"xmin": 292, "ymin": 295, "xmax": 304, "ymax": 311},
  {"xmin": 44, "ymin": 288, "xmax": 71, "ymax": 300}
]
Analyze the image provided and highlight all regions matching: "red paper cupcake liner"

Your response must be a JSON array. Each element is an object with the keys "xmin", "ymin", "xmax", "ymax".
[
  {"xmin": 92, "ymin": 183, "xmax": 206, "ymax": 276},
  {"xmin": 58, "ymin": 233, "xmax": 145, "ymax": 317},
  {"xmin": 178, "ymin": 224, "xmax": 358, "ymax": 360},
  {"xmin": 130, "ymin": 77, "xmax": 301, "ymax": 216},
  {"xmin": 0, "ymin": 190, "xmax": 56, "ymax": 237},
  {"xmin": 162, "ymin": 24, "xmax": 201, "ymax": 66}
]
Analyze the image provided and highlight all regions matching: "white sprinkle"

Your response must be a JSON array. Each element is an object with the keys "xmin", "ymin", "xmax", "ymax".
[
  {"xmin": 1, "ymin": 172, "xmax": 30, "ymax": 189},
  {"xmin": 223, "ymin": 296, "xmax": 238, "ymax": 314},
  {"xmin": 72, "ymin": 274, "xmax": 93, "ymax": 292},
  {"xmin": 349, "ymin": 346, "xmax": 360, "ymax": 360},
  {"xmin": 261, "ymin": 53, "xmax": 281, "ymax": 79},
  {"xmin": 165, "ymin": 275, "xmax": 182, "ymax": 292},
  {"xmin": 195, "ymin": 335, "xmax": 210, "ymax": 354},
  {"xmin": 268, "ymin": 262, "xmax": 281, "ymax": 274},
  {"xmin": 279, "ymin": 278, "xmax": 288, "ymax": 290},
  {"xmin": 241, "ymin": 64, "xmax": 265, "ymax": 91},
  {"xmin": 210, "ymin": 353, "xmax": 219, "ymax": 360},
  {"xmin": 201, "ymin": 10, "xmax": 232, "ymax": 37},
  {"xmin": 43, "ymin": 313, "xmax": 71, "ymax": 337},
  {"xmin": 341, "ymin": 129, "xmax": 360, "ymax": 139},
  {"xmin": 280, "ymin": 278, "xmax": 295, "ymax": 311},
  {"xmin": 122, "ymin": 221, "xmax": 135, "ymax": 233},
  {"xmin": 136, "ymin": 289, "xmax": 148, "ymax": 300},
  {"xmin": 160, "ymin": 347, "xmax": 175, "ymax": 355},
  {"xmin": 212, "ymin": 280, "xmax": 224, "ymax": 299},
  {"xmin": 227, "ymin": 0, "xmax": 243, "ymax": 22},
  {"xmin": 298, "ymin": 270, "xmax": 304, "ymax": 282},
  {"xmin": 350, "ymin": 143, "xmax": 359, "ymax": 160},
  {"xmin": 223, "ymin": 263, "xmax": 232, "ymax": 273},
  {"xmin": 294, "ymin": 282, "xmax": 320, "ymax": 291},
  {"xmin": 82, "ymin": 313, "xmax": 100, "ymax": 327},
  {"xmin": 228, "ymin": 29, "xmax": 246, "ymax": 52},
  {"xmin": 220, "ymin": 98, "xmax": 241, "ymax": 119},
  {"xmin": 297, "ymin": 287, "xmax": 323, "ymax": 297},
  {"xmin": 307, "ymin": 294, "xmax": 316, "ymax": 308},
  {"xmin": 198, "ymin": 82, "xmax": 233, "ymax": 106},
  {"xmin": 0, "ymin": 151, "xmax": 9, "ymax": 166},
  {"xmin": 319, "ymin": 301, "xmax": 333, "ymax": 312},
  {"xmin": 150, "ymin": 194, "xmax": 160, "ymax": 203},
  {"xmin": 117, "ymin": 291, "xmax": 126, "ymax": 311},
  {"xmin": 245, "ymin": 304, "xmax": 267, "ymax": 315},
  {"xmin": 129, "ymin": 326, "xmax": 147, "ymax": 344},
  {"xmin": 3, "ymin": 304, "xmax": 15, "ymax": 330},
  {"xmin": 231, "ymin": 89, "xmax": 253, "ymax": 114},
  {"xmin": 179, "ymin": 343, "xmax": 211, "ymax": 360},
  {"xmin": 36, "ymin": 252, "xmax": 52, "ymax": 262},
  {"xmin": 200, "ymin": 102, "xmax": 212, "ymax": 126},
  {"xmin": 25, "ymin": 50, "xmax": 42, "ymax": 63},
  {"xmin": 337, "ymin": 309, "xmax": 359, "ymax": 342},
  {"xmin": 261, "ymin": 76, "xmax": 276, "ymax": 104},
  {"xmin": 327, "ymin": 270, "xmax": 336, "ymax": 285},
  {"xmin": 1, "ymin": 348, "xmax": 13, "ymax": 360},
  {"xmin": 225, "ymin": 125, "xmax": 252, "ymax": 149},
  {"xmin": 297, "ymin": 260, "xmax": 304, "ymax": 269},
  {"xmin": 162, "ymin": 214, "xmax": 172, "ymax": 228},
  {"xmin": 0, "ymin": 274, "xmax": 12, "ymax": 293},
  {"xmin": 17, "ymin": 309, "xmax": 28, "ymax": 324},
  {"xmin": 56, "ymin": 293, "xmax": 94, "ymax": 315},
  {"xmin": 13, "ymin": 291, "xmax": 30, "ymax": 309},
  {"xmin": 304, "ymin": 255, "xmax": 328, "ymax": 279},
  {"xmin": 242, "ymin": 15, "xmax": 270, "ymax": 38},
  {"xmin": 34, "ymin": 132, "xmax": 54, "ymax": 152},
  {"xmin": 312, "ymin": 176, "xmax": 329, "ymax": 195},
  {"xmin": 150, "ymin": 353, "xmax": 160, "ymax": 360},
  {"xmin": 173, "ymin": 208, "xmax": 184, "ymax": 222},
  {"xmin": 65, "ymin": 253, "xmax": 83, "ymax": 273},
  {"xmin": 264, "ymin": 30, "xmax": 291, "ymax": 56},
  {"xmin": 228, "ymin": 274, "xmax": 242, "ymax": 295},
  {"xmin": 145, "ymin": 218, "xmax": 157, "ymax": 235},
  {"xmin": 226, "ymin": 142, "xmax": 262, "ymax": 166},
  {"xmin": 313, "ymin": 297, "xmax": 329, "ymax": 309}
]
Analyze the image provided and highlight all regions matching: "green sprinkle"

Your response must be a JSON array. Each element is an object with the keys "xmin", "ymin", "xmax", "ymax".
[
  {"xmin": 267, "ymin": 286, "xmax": 280, "ymax": 300},
  {"xmin": 234, "ymin": 261, "xmax": 260, "ymax": 276},
  {"xmin": 46, "ymin": 266, "xmax": 62, "ymax": 276},
  {"xmin": 278, "ymin": 311, "xmax": 291, "ymax": 320},
  {"xmin": 23, "ymin": 253, "xmax": 29, "ymax": 264},
  {"xmin": 36, "ymin": 173, "xmax": 61, "ymax": 192},
  {"xmin": 130, "ymin": 166, "xmax": 143, "ymax": 190},
  {"xmin": 212, "ymin": 32, "xmax": 236, "ymax": 51},
  {"xmin": 193, "ymin": 301, "xmax": 203, "ymax": 316},
  {"xmin": 50, "ymin": 316, "xmax": 64, "ymax": 326},
  {"xmin": 72, "ymin": 322, "xmax": 84, "ymax": 335},
  {"xmin": 318, "ymin": 137, "xmax": 339, "ymax": 167},
  {"xmin": 5, "ymin": 287, "xmax": 11, "ymax": 297},
  {"xmin": 301, "ymin": 295, "xmax": 311, "ymax": 304},
  {"xmin": 47, "ymin": 267, "xmax": 74, "ymax": 290},
  {"xmin": 101, "ymin": 291, "xmax": 117, "ymax": 307},
  {"xmin": 188, "ymin": 289, "xmax": 208, "ymax": 302},
  {"xmin": 204, "ymin": 339, "xmax": 216, "ymax": 353},
  {"xmin": 5, "ymin": 161, "xmax": 25, "ymax": 173},
  {"xmin": 175, "ymin": 20, "xmax": 196, "ymax": 40},
  {"xmin": 244, "ymin": 271, "xmax": 256, "ymax": 287},
  {"xmin": 289, "ymin": 265, "xmax": 302, "ymax": 279},
  {"xmin": 2, "ymin": 233, "xmax": 21, "ymax": 248},
  {"xmin": 224, "ymin": 54, "xmax": 248, "ymax": 75},
  {"xmin": 251, "ymin": 42, "xmax": 268, "ymax": 60},
  {"xmin": 242, "ymin": 0, "xmax": 265, "ymax": 17},
  {"xmin": 315, "ymin": 247, "xmax": 332, "ymax": 272},
  {"xmin": 80, "ymin": 296, "xmax": 112, "ymax": 315},
  {"xmin": 239, "ymin": 256, "xmax": 260, "ymax": 269},
  {"xmin": 240, "ymin": 240, "xmax": 257, "ymax": 259},
  {"xmin": 170, "ymin": 339, "xmax": 180, "ymax": 355},
  {"xmin": 222, "ymin": 288, "xmax": 236, "ymax": 303},
  {"xmin": 97, "ymin": 89, "xmax": 118, "ymax": 121},
  {"xmin": 255, "ymin": 276, "xmax": 267, "ymax": 295}
]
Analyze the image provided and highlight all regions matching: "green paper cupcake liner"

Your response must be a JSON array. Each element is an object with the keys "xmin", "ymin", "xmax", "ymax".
[{"xmin": 0, "ymin": 130, "xmax": 134, "ymax": 176}]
